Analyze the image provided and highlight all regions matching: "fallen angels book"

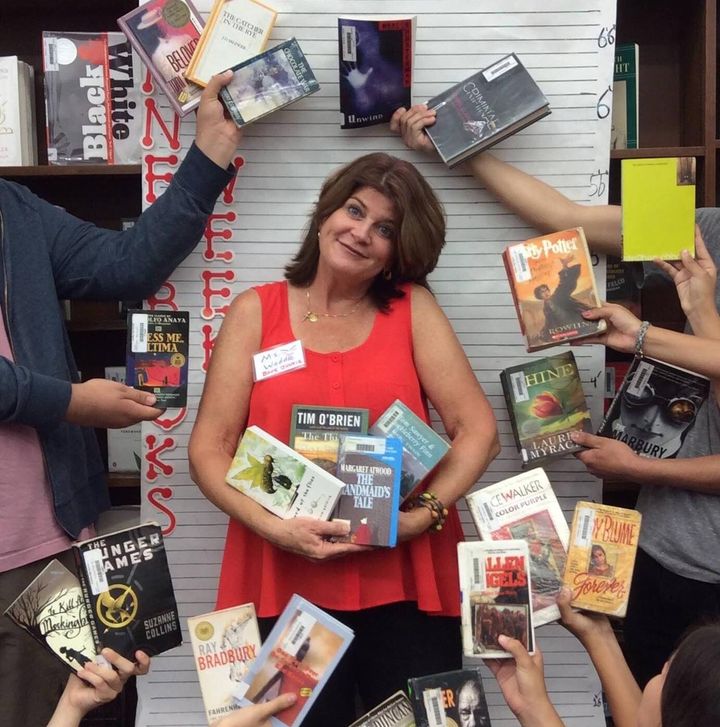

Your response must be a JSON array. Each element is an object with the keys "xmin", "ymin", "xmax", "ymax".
[
  {"xmin": 369, "ymin": 399, "xmax": 449, "ymax": 502},
  {"xmin": 425, "ymin": 52, "xmax": 550, "ymax": 167},
  {"xmin": 598, "ymin": 355, "xmax": 709, "ymax": 459},
  {"xmin": 408, "ymin": 667, "xmax": 490, "ymax": 727},
  {"xmin": 611, "ymin": 43, "xmax": 639, "ymax": 150},
  {"xmin": 458, "ymin": 540, "xmax": 534, "ymax": 659},
  {"xmin": 233, "ymin": 594, "xmax": 354, "ymax": 727},
  {"xmin": 563, "ymin": 502, "xmax": 642, "ymax": 617},
  {"xmin": 118, "ymin": 0, "xmax": 205, "ymax": 117},
  {"xmin": 185, "ymin": 0, "xmax": 277, "ymax": 87},
  {"xmin": 338, "ymin": 16, "xmax": 414, "ymax": 129},
  {"xmin": 504, "ymin": 226, "xmax": 605, "ymax": 351},
  {"xmin": 226, "ymin": 425, "xmax": 345, "ymax": 520},
  {"xmin": 72, "ymin": 522, "xmax": 182, "ymax": 659},
  {"xmin": 349, "ymin": 690, "xmax": 415, "ymax": 727},
  {"xmin": 220, "ymin": 37, "xmax": 319, "ymax": 127},
  {"xmin": 621, "ymin": 156, "xmax": 696, "ymax": 261},
  {"xmin": 332, "ymin": 434, "xmax": 403, "ymax": 547},
  {"xmin": 465, "ymin": 468, "xmax": 569, "ymax": 626},
  {"xmin": 289, "ymin": 404, "xmax": 369, "ymax": 474},
  {"xmin": 188, "ymin": 603, "xmax": 262, "ymax": 724},
  {"xmin": 126, "ymin": 309, "xmax": 189, "ymax": 408},
  {"xmin": 500, "ymin": 350, "xmax": 592, "ymax": 467}
]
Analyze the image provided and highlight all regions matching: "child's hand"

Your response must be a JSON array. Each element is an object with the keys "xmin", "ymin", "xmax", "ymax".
[{"xmin": 557, "ymin": 587, "xmax": 614, "ymax": 645}]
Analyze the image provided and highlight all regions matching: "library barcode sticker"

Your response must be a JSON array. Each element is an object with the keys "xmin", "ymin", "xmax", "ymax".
[
  {"xmin": 471, "ymin": 553, "xmax": 485, "ymax": 590},
  {"xmin": 575, "ymin": 507, "xmax": 595, "ymax": 549},
  {"xmin": 345, "ymin": 436, "xmax": 385, "ymax": 454},
  {"xmin": 83, "ymin": 548, "xmax": 109, "ymax": 595},
  {"xmin": 380, "ymin": 404, "xmax": 402, "ymax": 430},
  {"xmin": 510, "ymin": 371, "xmax": 530, "ymax": 402},
  {"xmin": 509, "ymin": 244, "xmax": 532, "ymax": 282},
  {"xmin": 422, "ymin": 687, "xmax": 446, "ymax": 727},
  {"xmin": 626, "ymin": 361, "xmax": 654, "ymax": 398},
  {"xmin": 131, "ymin": 313, "xmax": 149, "ymax": 353},
  {"xmin": 483, "ymin": 53, "xmax": 518, "ymax": 82},
  {"xmin": 281, "ymin": 610, "xmax": 316, "ymax": 657},
  {"xmin": 341, "ymin": 24, "xmax": 357, "ymax": 62}
]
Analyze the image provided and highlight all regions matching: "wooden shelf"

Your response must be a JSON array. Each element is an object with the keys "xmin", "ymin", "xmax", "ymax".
[
  {"xmin": 108, "ymin": 473, "xmax": 140, "ymax": 489},
  {"xmin": 0, "ymin": 165, "xmax": 140, "ymax": 177},
  {"xmin": 610, "ymin": 147, "xmax": 706, "ymax": 160}
]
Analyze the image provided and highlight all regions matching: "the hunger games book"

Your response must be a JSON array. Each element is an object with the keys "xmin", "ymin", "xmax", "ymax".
[
  {"xmin": 72, "ymin": 523, "xmax": 181, "ymax": 658},
  {"xmin": 458, "ymin": 540, "xmax": 534, "ymax": 659},
  {"xmin": 500, "ymin": 350, "xmax": 592, "ymax": 467},
  {"xmin": 466, "ymin": 468, "xmax": 569, "ymax": 626},
  {"xmin": 563, "ymin": 502, "xmax": 642, "ymax": 617},
  {"xmin": 503, "ymin": 226, "xmax": 605, "ymax": 351},
  {"xmin": 188, "ymin": 604, "xmax": 262, "ymax": 724},
  {"xmin": 349, "ymin": 690, "xmax": 415, "ymax": 727}
]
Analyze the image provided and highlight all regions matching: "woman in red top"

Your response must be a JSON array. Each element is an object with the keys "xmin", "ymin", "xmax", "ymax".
[{"xmin": 189, "ymin": 153, "xmax": 499, "ymax": 725}]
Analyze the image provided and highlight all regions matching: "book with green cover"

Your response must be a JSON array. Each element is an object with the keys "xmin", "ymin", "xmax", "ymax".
[{"xmin": 611, "ymin": 43, "xmax": 638, "ymax": 149}]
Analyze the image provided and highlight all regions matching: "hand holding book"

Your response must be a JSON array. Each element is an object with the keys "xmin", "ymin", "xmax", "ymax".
[
  {"xmin": 575, "ymin": 302, "xmax": 642, "ymax": 352},
  {"xmin": 389, "ymin": 104, "xmax": 438, "ymax": 156}
]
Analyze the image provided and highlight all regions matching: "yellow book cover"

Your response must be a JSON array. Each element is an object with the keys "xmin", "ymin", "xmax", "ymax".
[
  {"xmin": 621, "ymin": 157, "xmax": 696, "ymax": 261},
  {"xmin": 563, "ymin": 501, "xmax": 641, "ymax": 617}
]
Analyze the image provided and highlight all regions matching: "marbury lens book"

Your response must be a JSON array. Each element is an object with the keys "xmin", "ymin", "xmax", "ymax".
[
  {"xmin": 500, "ymin": 350, "xmax": 592, "ymax": 467},
  {"xmin": 504, "ymin": 226, "xmax": 605, "ymax": 351},
  {"xmin": 563, "ymin": 502, "xmax": 641, "ymax": 617},
  {"xmin": 349, "ymin": 690, "xmax": 415, "ymax": 727}
]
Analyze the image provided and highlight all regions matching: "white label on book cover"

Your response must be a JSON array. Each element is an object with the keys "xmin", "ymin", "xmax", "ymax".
[
  {"xmin": 340, "ymin": 25, "xmax": 357, "ymax": 62},
  {"xmin": 575, "ymin": 506, "xmax": 595, "ymax": 549},
  {"xmin": 131, "ymin": 313, "xmax": 149, "ymax": 353},
  {"xmin": 626, "ymin": 360, "xmax": 654, "ymax": 398},
  {"xmin": 510, "ymin": 371, "xmax": 530, "ymax": 402},
  {"xmin": 509, "ymin": 243, "xmax": 532, "ymax": 283},
  {"xmin": 343, "ymin": 436, "xmax": 386, "ymax": 454},
  {"xmin": 483, "ymin": 53, "xmax": 518, "ymax": 82},
  {"xmin": 423, "ymin": 687, "xmax": 446, "ymax": 727},
  {"xmin": 377, "ymin": 403, "xmax": 402, "ymax": 431},
  {"xmin": 84, "ymin": 548, "xmax": 109, "ymax": 594},
  {"xmin": 471, "ymin": 554, "xmax": 485, "ymax": 590},
  {"xmin": 604, "ymin": 367, "xmax": 616, "ymax": 397},
  {"xmin": 252, "ymin": 340, "xmax": 306, "ymax": 381},
  {"xmin": 281, "ymin": 611, "xmax": 316, "ymax": 656}
]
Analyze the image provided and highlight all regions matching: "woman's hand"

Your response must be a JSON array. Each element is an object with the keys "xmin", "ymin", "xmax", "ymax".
[
  {"xmin": 389, "ymin": 104, "xmax": 438, "ymax": 155},
  {"xmin": 557, "ymin": 587, "xmax": 614, "ymax": 646},
  {"xmin": 269, "ymin": 517, "xmax": 372, "ymax": 561},
  {"xmin": 576, "ymin": 303, "xmax": 643, "ymax": 353},
  {"xmin": 396, "ymin": 507, "xmax": 433, "ymax": 542},
  {"xmin": 211, "ymin": 693, "xmax": 297, "ymax": 727}
]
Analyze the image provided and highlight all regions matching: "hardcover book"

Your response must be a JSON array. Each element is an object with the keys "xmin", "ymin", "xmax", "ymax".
[
  {"xmin": 408, "ymin": 667, "xmax": 490, "ymax": 727},
  {"xmin": 226, "ymin": 425, "xmax": 345, "ymax": 520},
  {"xmin": 233, "ymin": 594, "xmax": 354, "ymax": 727},
  {"xmin": 219, "ymin": 37, "xmax": 319, "ymax": 127},
  {"xmin": 289, "ymin": 404, "xmax": 369, "ymax": 474},
  {"xmin": 118, "ymin": 0, "xmax": 205, "ymax": 117},
  {"xmin": 621, "ymin": 157, "xmax": 696, "ymax": 261},
  {"xmin": 72, "ymin": 523, "xmax": 182, "ymax": 659},
  {"xmin": 500, "ymin": 350, "xmax": 592, "ymax": 467},
  {"xmin": 466, "ymin": 468, "xmax": 569, "ymax": 626},
  {"xmin": 425, "ymin": 53, "xmax": 550, "ymax": 167},
  {"xmin": 563, "ymin": 502, "xmax": 641, "ymax": 617},
  {"xmin": 105, "ymin": 366, "xmax": 141, "ymax": 473},
  {"xmin": 598, "ymin": 355, "xmax": 709, "ymax": 459},
  {"xmin": 338, "ymin": 16, "xmax": 414, "ymax": 129},
  {"xmin": 369, "ymin": 399, "xmax": 449, "ymax": 502},
  {"xmin": 185, "ymin": 0, "xmax": 277, "ymax": 87},
  {"xmin": 188, "ymin": 604, "xmax": 262, "ymax": 724},
  {"xmin": 126, "ymin": 309, "xmax": 189, "ymax": 408},
  {"xmin": 0, "ymin": 56, "xmax": 36, "ymax": 166},
  {"xmin": 458, "ymin": 540, "xmax": 534, "ymax": 658},
  {"xmin": 611, "ymin": 43, "xmax": 639, "ymax": 150},
  {"xmin": 503, "ymin": 226, "xmax": 606, "ymax": 351},
  {"xmin": 332, "ymin": 435, "xmax": 403, "ymax": 547},
  {"xmin": 349, "ymin": 690, "xmax": 415, "ymax": 727}
]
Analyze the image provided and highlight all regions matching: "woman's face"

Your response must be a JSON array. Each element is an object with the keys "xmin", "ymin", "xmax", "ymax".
[{"xmin": 591, "ymin": 546, "xmax": 606, "ymax": 567}]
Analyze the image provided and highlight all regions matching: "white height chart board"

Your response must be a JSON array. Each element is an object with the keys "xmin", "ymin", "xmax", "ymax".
[{"xmin": 136, "ymin": 1, "xmax": 617, "ymax": 725}]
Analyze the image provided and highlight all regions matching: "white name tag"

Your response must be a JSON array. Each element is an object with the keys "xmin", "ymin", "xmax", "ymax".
[{"xmin": 252, "ymin": 340, "xmax": 306, "ymax": 381}]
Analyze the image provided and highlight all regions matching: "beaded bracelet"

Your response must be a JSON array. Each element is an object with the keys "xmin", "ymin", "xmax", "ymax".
[
  {"xmin": 406, "ymin": 491, "xmax": 449, "ymax": 532},
  {"xmin": 635, "ymin": 320, "xmax": 651, "ymax": 358}
]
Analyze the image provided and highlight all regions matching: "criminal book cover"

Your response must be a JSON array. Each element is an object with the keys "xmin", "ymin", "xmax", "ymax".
[
  {"xmin": 338, "ymin": 16, "xmax": 414, "ymax": 129},
  {"xmin": 503, "ymin": 226, "xmax": 605, "ymax": 351},
  {"xmin": 611, "ymin": 43, "xmax": 639, "ymax": 150},
  {"xmin": 289, "ymin": 404, "xmax": 369, "ymax": 475},
  {"xmin": 598, "ymin": 355, "xmax": 709, "ymax": 459},
  {"xmin": 42, "ymin": 31, "xmax": 142, "ymax": 164},
  {"xmin": 563, "ymin": 502, "xmax": 642, "ymax": 617},
  {"xmin": 220, "ymin": 37, "xmax": 319, "ymax": 127},
  {"xmin": 234, "ymin": 594, "xmax": 353, "ymax": 727},
  {"xmin": 349, "ymin": 690, "xmax": 415, "ymax": 727},
  {"xmin": 466, "ymin": 468, "xmax": 569, "ymax": 626},
  {"xmin": 226, "ymin": 425, "xmax": 345, "ymax": 520},
  {"xmin": 126, "ymin": 309, "xmax": 189, "ymax": 408},
  {"xmin": 332, "ymin": 435, "xmax": 402, "ymax": 547},
  {"xmin": 188, "ymin": 603, "xmax": 262, "ymax": 724},
  {"xmin": 118, "ymin": 0, "xmax": 204, "ymax": 117},
  {"xmin": 458, "ymin": 540, "xmax": 534, "ymax": 659},
  {"xmin": 72, "ymin": 523, "xmax": 182, "ymax": 659},
  {"xmin": 369, "ymin": 399, "xmax": 449, "ymax": 502},
  {"xmin": 4, "ymin": 559, "xmax": 97, "ymax": 673},
  {"xmin": 425, "ymin": 53, "xmax": 549, "ymax": 168},
  {"xmin": 408, "ymin": 667, "xmax": 490, "ymax": 727},
  {"xmin": 500, "ymin": 350, "xmax": 592, "ymax": 467}
]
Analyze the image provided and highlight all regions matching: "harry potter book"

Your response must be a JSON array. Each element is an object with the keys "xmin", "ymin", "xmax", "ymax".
[
  {"xmin": 458, "ymin": 540, "xmax": 534, "ymax": 658},
  {"xmin": 234, "ymin": 594, "xmax": 354, "ymax": 727},
  {"xmin": 349, "ymin": 690, "xmax": 415, "ymax": 727},
  {"xmin": 188, "ymin": 604, "xmax": 262, "ymax": 724},
  {"xmin": 72, "ymin": 523, "xmax": 181, "ymax": 659},
  {"xmin": 466, "ymin": 468, "xmax": 569, "ymax": 626},
  {"xmin": 500, "ymin": 351, "xmax": 592, "ymax": 467},
  {"xmin": 503, "ymin": 227, "xmax": 605, "ymax": 351},
  {"xmin": 563, "ymin": 502, "xmax": 642, "ymax": 617}
]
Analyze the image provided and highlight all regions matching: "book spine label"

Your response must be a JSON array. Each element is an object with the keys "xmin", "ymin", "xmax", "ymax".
[{"xmin": 72, "ymin": 547, "xmax": 102, "ymax": 651}]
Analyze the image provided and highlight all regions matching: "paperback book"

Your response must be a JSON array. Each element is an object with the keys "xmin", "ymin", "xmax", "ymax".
[
  {"xmin": 220, "ymin": 38, "xmax": 319, "ymax": 127},
  {"xmin": 563, "ymin": 502, "xmax": 641, "ymax": 617},
  {"xmin": 611, "ymin": 43, "xmax": 639, "ymax": 150},
  {"xmin": 105, "ymin": 366, "xmax": 141, "ymax": 473},
  {"xmin": 425, "ymin": 53, "xmax": 550, "ymax": 167},
  {"xmin": 332, "ymin": 434, "xmax": 402, "ymax": 547},
  {"xmin": 188, "ymin": 604, "xmax": 262, "ymax": 724},
  {"xmin": 349, "ymin": 690, "xmax": 415, "ymax": 727},
  {"xmin": 233, "ymin": 594, "xmax": 354, "ymax": 727},
  {"xmin": 338, "ymin": 16, "xmax": 414, "ymax": 128},
  {"xmin": 0, "ymin": 56, "xmax": 37, "ymax": 166},
  {"xmin": 504, "ymin": 226, "xmax": 605, "ymax": 351},
  {"xmin": 466, "ymin": 468, "xmax": 569, "ymax": 626},
  {"xmin": 500, "ymin": 350, "xmax": 592, "ymax": 467},
  {"xmin": 369, "ymin": 399, "xmax": 449, "ymax": 502},
  {"xmin": 126, "ymin": 309, "xmax": 189, "ymax": 408},
  {"xmin": 598, "ymin": 355, "xmax": 709, "ymax": 459},
  {"xmin": 458, "ymin": 540, "xmax": 534, "ymax": 658},
  {"xmin": 226, "ymin": 425, "xmax": 345, "ymax": 520}
]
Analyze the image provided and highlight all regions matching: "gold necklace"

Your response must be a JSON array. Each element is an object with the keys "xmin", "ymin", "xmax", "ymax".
[{"xmin": 303, "ymin": 289, "xmax": 365, "ymax": 323}]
